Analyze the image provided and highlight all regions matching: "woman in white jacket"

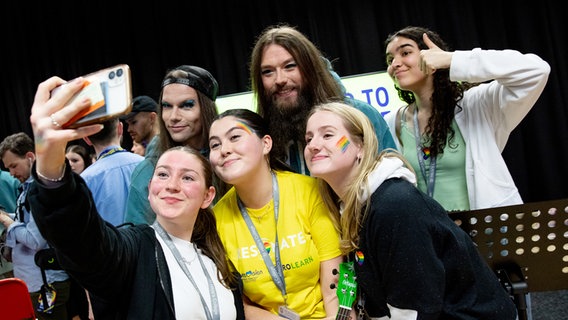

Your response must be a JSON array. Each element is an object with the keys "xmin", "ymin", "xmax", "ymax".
[{"xmin": 383, "ymin": 26, "xmax": 550, "ymax": 211}]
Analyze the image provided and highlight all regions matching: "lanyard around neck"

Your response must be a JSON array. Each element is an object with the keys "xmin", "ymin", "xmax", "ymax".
[
  {"xmin": 152, "ymin": 221, "xmax": 220, "ymax": 320},
  {"xmin": 413, "ymin": 107, "xmax": 437, "ymax": 197},
  {"xmin": 97, "ymin": 146, "xmax": 127, "ymax": 160},
  {"xmin": 236, "ymin": 171, "xmax": 287, "ymax": 300}
]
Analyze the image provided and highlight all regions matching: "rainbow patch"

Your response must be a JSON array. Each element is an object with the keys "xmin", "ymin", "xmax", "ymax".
[
  {"xmin": 355, "ymin": 251, "xmax": 364, "ymax": 266},
  {"xmin": 263, "ymin": 241, "xmax": 271, "ymax": 254},
  {"xmin": 336, "ymin": 136, "xmax": 350, "ymax": 153},
  {"xmin": 237, "ymin": 121, "xmax": 253, "ymax": 135},
  {"xmin": 422, "ymin": 147, "xmax": 431, "ymax": 160}
]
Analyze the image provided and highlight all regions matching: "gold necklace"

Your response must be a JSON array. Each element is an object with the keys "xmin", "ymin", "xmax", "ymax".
[
  {"xmin": 250, "ymin": 201, "xmax": 273, "ymax": 223},
  {"xmin": 252, "ymin": 213, "xmax": 267, "ymax": 223}
]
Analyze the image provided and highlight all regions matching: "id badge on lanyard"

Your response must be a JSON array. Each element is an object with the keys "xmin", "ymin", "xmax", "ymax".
[{"xmin": 278, "ymin": 305, "xmax": 300, "ymax": 320}]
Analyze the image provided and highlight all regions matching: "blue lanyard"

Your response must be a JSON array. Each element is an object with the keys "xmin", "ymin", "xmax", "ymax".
[
  {"xmin": 413, "ymin": 108, "xmax": 437, "ymax": 197},
  {"xmin": 97, "ymin": 146, "xmax": 127, "ymax": 160},
  {"xmin": 236, "ymin": 172, "xmax": 288, "ymax": 301}
]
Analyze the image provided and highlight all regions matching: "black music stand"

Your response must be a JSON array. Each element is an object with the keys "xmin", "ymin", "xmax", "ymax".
[{"xmin": 450, "ymin": 198, "xmax": 568, "ymax": 320}]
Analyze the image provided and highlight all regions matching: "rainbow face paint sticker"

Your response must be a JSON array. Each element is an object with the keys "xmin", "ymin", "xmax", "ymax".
[
  {"xmin": 355, "ymin": 250, "xmax": 364, "ymax": 266},
  {"xmin": 236, "ymin": 121, "xmax": 253, "ymax": 135},
  {"xmin": 263, "ymin": 241, "xmax": 272, "ymax": 254},
  {"xmin": 336, "ymin": 136, "xmax": 350, "ymax": 153}
]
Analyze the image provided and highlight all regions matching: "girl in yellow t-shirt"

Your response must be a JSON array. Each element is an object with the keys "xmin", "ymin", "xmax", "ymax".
[{"xmin": 209, "ymin": 108, "xmax": 343, "ymax": 320}]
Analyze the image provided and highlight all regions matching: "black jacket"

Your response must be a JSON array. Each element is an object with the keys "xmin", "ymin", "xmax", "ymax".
[
  {"xmin": 28, "ymin": 166, "xmax": 245, "ymax": 319},
  {"xmin": 353, "ymin": 178, "xmax": 517, "ymax": 319}
]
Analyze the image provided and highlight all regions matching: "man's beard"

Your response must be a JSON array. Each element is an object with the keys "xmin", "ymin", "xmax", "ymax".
[{"xmin": 265, "ymin": 92, "xmax": 313, "ymax": 163}]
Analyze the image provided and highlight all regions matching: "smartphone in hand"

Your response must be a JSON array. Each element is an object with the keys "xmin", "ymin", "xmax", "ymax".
[{"xmin": 51, "ymin": 64, "xmax": 132, "ymax": 128}]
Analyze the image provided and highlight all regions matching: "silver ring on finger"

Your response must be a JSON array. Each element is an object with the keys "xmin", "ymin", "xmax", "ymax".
[{"xmin": 50, "ymin": 113, "xmax": 62, "ymax": 128}]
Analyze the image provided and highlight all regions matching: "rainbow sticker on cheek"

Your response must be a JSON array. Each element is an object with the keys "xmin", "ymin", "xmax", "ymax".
[
  {"xmin": 237, "ymin": 121, "xmax": 253, "ymax": 135},
  {"xmin": 336, "ymin": 136, "xmax": 351, "ymax": 153}
]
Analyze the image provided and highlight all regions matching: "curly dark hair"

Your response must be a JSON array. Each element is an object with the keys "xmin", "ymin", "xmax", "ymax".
[{"xmin": 385, "ymin": 26, "xmax": 476, "ymax": 157}]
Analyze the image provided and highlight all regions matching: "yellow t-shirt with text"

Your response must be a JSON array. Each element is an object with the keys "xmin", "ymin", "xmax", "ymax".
[{"xmin": 214, "ymin": 170, "xmax": 341, "ymax": 319}]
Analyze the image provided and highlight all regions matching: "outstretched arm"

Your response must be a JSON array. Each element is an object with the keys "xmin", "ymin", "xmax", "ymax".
[{"xmin": 28, "ymin": 76, "xmax": 135, "ymax": 299}]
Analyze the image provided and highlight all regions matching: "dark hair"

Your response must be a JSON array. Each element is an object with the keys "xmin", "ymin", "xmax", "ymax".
[
  {"xmin": 87, "ymin": 117, "xmax": 119, "ymax": 145},
  {"xmin": 214, "ymin": 108, "xmax": 292, "ymax": 172},
  {"xmin": 65, "ymin": 144, "xmax": 93, "ymax": 169},
  {"xmin": 157, "ymin": 66, "xmax": 219, "ymax": 156},
  {"xmin": 249, "ymin": 23, "xmax": 343, "ymax": 118},
  {"xmin": 0, "ymin": 132, "xmax": 34, "ymax": 158},
  {"xmin": 158, "ymin": 146, "xmax": 237, "ymax": 288},
  {"xmin": 385, "ymin": 26, "xmax": 473, "ymax": 157},
  {"xmin": 249, "ymin": 24, "xmax": 344, "ymax": 163}
]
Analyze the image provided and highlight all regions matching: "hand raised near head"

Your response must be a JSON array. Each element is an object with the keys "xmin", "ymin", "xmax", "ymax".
[{"xmin": 419, "ymin": 33, "xmax": 453, "ymax": 75}]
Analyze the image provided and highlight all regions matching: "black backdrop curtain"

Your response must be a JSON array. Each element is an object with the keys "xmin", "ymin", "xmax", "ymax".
[{"xmin": 1, "ymin": 1, "xmax": 566, "ymax": 203}]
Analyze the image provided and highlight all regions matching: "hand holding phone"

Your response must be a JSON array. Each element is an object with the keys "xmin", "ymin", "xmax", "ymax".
[{"xmin": 51, "ymin": 64, "xmax": 132, "ymax": 128}]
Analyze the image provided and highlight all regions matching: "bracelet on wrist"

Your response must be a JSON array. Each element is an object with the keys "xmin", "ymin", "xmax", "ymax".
[{"xmin": 36, "ymin": 164, "xmax": 66, "ymax": 182}]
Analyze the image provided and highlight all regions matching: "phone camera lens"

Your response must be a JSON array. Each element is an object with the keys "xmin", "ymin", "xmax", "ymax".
[
  {"xmin": 116, "ymin": 68, "xmax": 123, "ymax": 77},
  {"xmin": 108, "ymin": 71, "xmax": 116, "ymax": 80}
]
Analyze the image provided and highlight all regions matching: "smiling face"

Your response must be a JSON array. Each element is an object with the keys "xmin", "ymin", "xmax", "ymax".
[
  {"xmin": 208, "ymin": 115, "xmax": 271, "ymax": 186},
  {"xmin": 260, "ymin": 44, "xmax": 304, "ymax": 112},
  {"xmin": 161, "ymin": 84, "xmax": 203, "ymax": 149},
  {"xmin": 385, "ymin": 35, "xmax": 429, "ymax": 93},
  {"xmin": 304, "ymin": 110, "xmax": 361, "ymax": 190},
  {"xmin": 148, "ymin": 149, "xmax": 215, "ymax": 227}
]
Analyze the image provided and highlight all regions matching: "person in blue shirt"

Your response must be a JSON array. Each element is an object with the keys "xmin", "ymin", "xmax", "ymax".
[
  {"xmin": 0, "ymin": 132, "xmax": 70, "ymax": 320},
  {"xmin": 81, "ymin": 117, "xmax": 143, "ymax": 226},
  {"xmin": 248, "ymin": 24, "xmax": 396, "ymax": 175}
]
